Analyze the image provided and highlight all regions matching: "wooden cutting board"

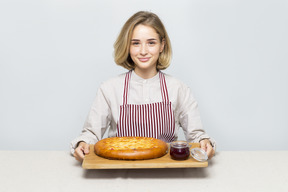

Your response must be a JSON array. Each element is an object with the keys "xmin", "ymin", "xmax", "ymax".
[{"xmin": 82, "ymin": 143, "xmax": 208, "ymax": 169}]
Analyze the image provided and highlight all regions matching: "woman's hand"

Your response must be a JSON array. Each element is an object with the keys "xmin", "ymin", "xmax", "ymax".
[
  {"xmin": 74, "ymin": 141, "xmax": 90, "ymax": 162},
  {"xmin": 200, "ymin": 139, "xmax": 215, "ymax": 159}
]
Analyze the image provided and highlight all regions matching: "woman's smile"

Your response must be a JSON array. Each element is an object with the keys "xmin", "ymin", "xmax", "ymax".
[{"xmin": 138, "ymin": 57, "xmax": 150, "ymax": 62}]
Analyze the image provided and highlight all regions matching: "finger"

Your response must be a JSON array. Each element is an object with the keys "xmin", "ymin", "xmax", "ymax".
[
  {"xmin": 200, "ymin": 140, "xmax": 208, "ymax": 151},
  {"xmin": 74, "ymin": 147, "xmax": 85, "ymax": 161},
  {"xmin": 208, "ymin": 151, "xmax": 215, "ymax": 159},
  {"xmin": 77, "ymin": 142, "xmax": 88, "ymax": 155},
  {"xmin": 73, "ymin": 152, "xmax": 82, "ymax": 162},
  {"xmin": 206, "ymin": 143, "xmax": 214, "ymax": 159},
  {"xmin": 75, "ymin": 149, "xmax": 84, "ymax": 161},
  {"xmin": 83, "ymin": 144, "xmax": 90, "ymax": 154}
]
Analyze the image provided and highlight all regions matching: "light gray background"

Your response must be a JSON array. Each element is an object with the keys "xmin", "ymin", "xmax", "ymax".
[{"xmin": 0, "ymin": 0, "xmax": 287, "ymax": 151}]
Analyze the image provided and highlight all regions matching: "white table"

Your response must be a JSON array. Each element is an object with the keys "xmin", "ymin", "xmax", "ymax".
[{"xmin": 1, "ymin": 151, "xmax": 288, "ymax": 192}]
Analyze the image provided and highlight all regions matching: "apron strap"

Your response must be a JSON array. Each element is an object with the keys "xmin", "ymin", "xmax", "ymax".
[
  {"xmin": 123, "ymin": 70, "xmax": 132, "ymax": 105},
  {"xmin": 159, "ymin": 71, "xmax": 169, "ymax": 102}
]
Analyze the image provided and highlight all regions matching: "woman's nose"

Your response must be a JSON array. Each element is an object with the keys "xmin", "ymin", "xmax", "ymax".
[{"xmin": 140, "ymin": 44, "xmax": 148, "ymax": 55}]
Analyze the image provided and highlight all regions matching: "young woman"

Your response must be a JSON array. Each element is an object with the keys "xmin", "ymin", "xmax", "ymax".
[{"xmin": 71, "ymin": 11, "xmax": 216, "ymax": 162}]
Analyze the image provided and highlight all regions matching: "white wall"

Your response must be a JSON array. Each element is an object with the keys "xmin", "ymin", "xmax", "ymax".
[{"xmin": 0, "ymin": 0, "xmax": 287, "ymax": 151}]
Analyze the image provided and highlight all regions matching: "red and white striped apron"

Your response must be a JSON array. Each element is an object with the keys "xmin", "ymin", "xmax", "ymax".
[{"xmin": 116, "ymin": 70, "xmax": 176, "ymax": 142}]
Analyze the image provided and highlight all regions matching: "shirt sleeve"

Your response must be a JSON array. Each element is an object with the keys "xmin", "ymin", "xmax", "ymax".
[
  {"xmin": 177, "ymin": 84, "xmax": 216, "ymax": 150},
  {"xmin": 70, "ymin": 84, "xmax": 112, "ymax": 155}
]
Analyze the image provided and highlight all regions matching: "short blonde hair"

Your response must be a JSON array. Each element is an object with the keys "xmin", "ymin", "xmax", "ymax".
[{"xmin": 114, "ymin": 11, "xmax": 172, "ymax": 70}]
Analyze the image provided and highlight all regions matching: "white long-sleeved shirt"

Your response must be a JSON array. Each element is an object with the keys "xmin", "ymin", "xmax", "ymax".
[{"xmin": 70, "ymin": 70, "xmax": 216, "ymax": 154}]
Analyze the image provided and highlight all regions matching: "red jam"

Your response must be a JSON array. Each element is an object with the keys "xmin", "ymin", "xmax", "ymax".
[{"xmin": 170, "ymin": 142, "xmax": 190, "ymax": 160}]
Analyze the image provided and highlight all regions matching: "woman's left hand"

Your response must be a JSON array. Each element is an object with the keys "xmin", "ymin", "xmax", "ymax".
[{"xmin": 200, "ymin": 139, "xmax": 215, "ymax": 159}]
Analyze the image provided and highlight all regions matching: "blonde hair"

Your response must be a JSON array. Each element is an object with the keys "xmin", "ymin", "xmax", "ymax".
[{"xmin": 114, "ymin": 11, "xmax": 172, "ymax": 70}]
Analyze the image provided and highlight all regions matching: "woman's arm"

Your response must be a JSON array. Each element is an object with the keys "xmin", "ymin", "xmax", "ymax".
[
  {"xmin": 70, "ymin": 85, "xmax": 112, "ymax": 158},
  {"xmin": 177, "ymin": 84, "xmax": 216, "ymax": 158}
]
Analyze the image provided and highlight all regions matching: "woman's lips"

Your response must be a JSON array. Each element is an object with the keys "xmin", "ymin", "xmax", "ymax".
[{"xmin": 138, "ymin": 57, "xmax": 150, "ymax": 62}]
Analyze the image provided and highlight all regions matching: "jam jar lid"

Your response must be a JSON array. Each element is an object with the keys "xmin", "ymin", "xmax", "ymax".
[
  {"xmin": 170, "ymin": 140, "xmax": 189, "ymax": 148},
  {"xmin": 190, "ymin": 148, "xmax": 208, "ymax": 162}
]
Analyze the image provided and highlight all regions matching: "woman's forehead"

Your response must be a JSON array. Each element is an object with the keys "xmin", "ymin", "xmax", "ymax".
[{"xmin": 131, "ymin": 24, "xmax": 159, "ymax": 40}]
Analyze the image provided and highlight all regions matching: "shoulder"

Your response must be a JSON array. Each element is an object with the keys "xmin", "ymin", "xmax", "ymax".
[
  {"xmin": 161, "ymin": 72, "xmax": 189, "ymax": 91},
  {"xmin": 161, "ymin": 71, "xmax": 195, "ymax": 102},
  {"xmin": 99, "ymin": 72, "xmax": 126, "ymax": 90},
  {"xmin": 96, "ymin": 72, "xmax": 127, "ymax": 99}
]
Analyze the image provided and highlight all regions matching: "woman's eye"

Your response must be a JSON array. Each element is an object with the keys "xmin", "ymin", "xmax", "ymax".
[
  {"xmin": 148, "ymin": 41, "xmax": 156, "ymax": 45},
  {"xmin": 132, "ymin": 42, "xmax": 140, "ymax": 46}
]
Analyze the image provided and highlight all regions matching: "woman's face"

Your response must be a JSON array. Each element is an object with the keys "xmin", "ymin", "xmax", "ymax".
[{"xmin": 129, "ymin": 24, "xmax": 164, "ymax": 77}]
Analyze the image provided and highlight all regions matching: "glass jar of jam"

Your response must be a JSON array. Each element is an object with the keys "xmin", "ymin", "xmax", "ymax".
[{"xmin": 170, "ymin": 141, "xmax": 191, "ymax": 160}]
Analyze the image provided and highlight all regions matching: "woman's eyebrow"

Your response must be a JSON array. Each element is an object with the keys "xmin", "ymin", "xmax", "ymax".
[{"xmin": 131, "ymin": 38, "xmax": 158, "ymax": 41}]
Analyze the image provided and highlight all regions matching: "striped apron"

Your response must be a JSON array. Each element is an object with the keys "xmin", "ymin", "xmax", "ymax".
[{"xmin": 116, "ymin": 70, "xmax": 176, "ymax": 142}]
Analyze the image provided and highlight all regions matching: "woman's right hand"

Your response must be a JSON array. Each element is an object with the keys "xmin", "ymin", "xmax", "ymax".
[{"xmin": 74, "ymin": 141, "xmax": 90, "ymax": 162}]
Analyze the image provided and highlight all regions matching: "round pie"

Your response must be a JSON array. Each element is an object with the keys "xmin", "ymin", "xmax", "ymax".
[{"xmin": 94, "ymin": 136, "xmax": 168, "ymax": 160}]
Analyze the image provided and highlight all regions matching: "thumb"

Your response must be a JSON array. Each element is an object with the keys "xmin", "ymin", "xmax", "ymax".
[
  {"xmin": 200, "ymin": 140, "xmax": 207, "ymax": 152},
  {"xmin": 83, "ymin": 144, "xmax": 90, "ymax": 154},
  {"xmin": 201, "ymin": 144, "xmax": 207, "ymax": 151}
]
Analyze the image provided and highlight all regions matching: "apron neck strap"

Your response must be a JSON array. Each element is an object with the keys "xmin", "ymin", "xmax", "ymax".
[
  {"xmin": 159, "ymin": 71, "xmax": 169, "ymax": 102},
  {"xmin": 123, "ymin": 70, "xmax": 132, "ymax": 105}
]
